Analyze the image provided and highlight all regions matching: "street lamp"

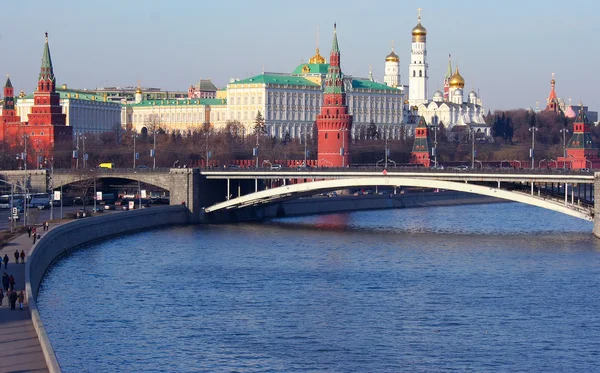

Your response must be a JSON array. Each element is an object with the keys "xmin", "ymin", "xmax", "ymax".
[
  {"xmin": 433, "ymin": 120, "xmax": 438, "ymax": 168},
  {"xmin": 470, "ymin": 128, "xmax": 476, "ymax": 169},
  {"xmin": 133, "ymin": 130, "xmax": 138, "ymax": 169},
  {"xmin": 384, "ymin": 133, "xmax": 389, "ymax": 169},
  {"xmin": 560, "ymin": 128, "xmax": 569, "ymax": 168},
  {"xmin": 529, "ymin": 126, "xmax": 538, "ymax": 169},
  {"xmin": 44, "ymin": 158, "xmax": 55, "ymax": 220}
]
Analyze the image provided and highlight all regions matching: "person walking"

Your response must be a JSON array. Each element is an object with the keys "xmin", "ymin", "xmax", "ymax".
[
  {"xmin": 32, "ymin": 234, "xmax": 37, "ymax": 245},
  {"xmin": 9, "ymin": 275, "xmax": 15, "ymax": 290},
  {"xmin": 45, "ymin": 221, "xmax": 50, "ymax": 231},
  {"xmin": 20, "ymin": 250, "xmax": 26, "ymax": 264},
  {"xmin": 14, "ymin": 250, "xmax": 19, "ymax": 264},
  {"xmin": 27, "ymin": 226, "xmax": 32, "ymax": 237},
  {"xmin": 32, "ymin": 226, "xmax": 37, "ymax": 237},
  {"xmin": 8, "ymin": 289, "xmax": 17, "ymax": 310},
  {"xmin": 2, "ymin": 272, "xmax": 8, "ymax": 291},
  {"xmin": 17, "ymin": 290, "xmax": 24, "ymax": 310},
  {"xmin": 3, "ymin": 254, "xmax": 8, "ymax": 269},
  {"xmin": 0, "ymin": 289, "xmax": 4, "ymax": 307}
]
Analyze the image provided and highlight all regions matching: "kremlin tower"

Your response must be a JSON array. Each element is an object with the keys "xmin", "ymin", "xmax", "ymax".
[
  {"xmin": 316, "ymin": 24, "xmax": 352, "ymax": 167},
  {"xmin": 384, "ymin": 42, "xmax": 400, "ymax": 88},
  {"xmin": 443, "ymin": 55, "xmax": 452, "ymax": 101},
  {"xmin": 410, "ymin": 116, "xmax": 431, "ymax": 167},
  {"xmin": 0, "ymin": 33, "xmax": 72, "ymax": 167},
  {"xmin": 558, "ymin": 105, "xmax": 598, "ymax": 169}
]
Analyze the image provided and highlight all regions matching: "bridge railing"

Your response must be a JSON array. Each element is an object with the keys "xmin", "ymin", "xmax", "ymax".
[{"xmin": 53, "ymin": 167, "xmax": 173, "ymax": 174}]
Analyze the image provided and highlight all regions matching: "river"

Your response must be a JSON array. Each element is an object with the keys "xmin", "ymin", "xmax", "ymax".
[{"xmin": 37, "ymin": 203, "xmax": 600, "ymax": 372}]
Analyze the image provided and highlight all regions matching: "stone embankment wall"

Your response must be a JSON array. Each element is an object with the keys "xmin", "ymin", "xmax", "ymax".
[{"xmin": 25, "ymin": 205, "xmax": 189, "ymax": 373}]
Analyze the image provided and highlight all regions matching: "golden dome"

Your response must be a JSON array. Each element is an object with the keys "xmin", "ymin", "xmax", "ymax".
[
  {"xmin": 449, "ymin": 66, "xmax": 465, "ymax": 88},
  {"xmin": 412, "ymin": 22, "xmax": 427, "ymax": 37},
  {"xmin": 309, "ymin": 48, "xmax": 326, "ymax": 64},
  {"xmin": 386, "ymin": 50, "xmax": 399, "ymax": 62},
  {"xmin": 135, "ymin": 85, "xmax": 142, "ymax": 94}
]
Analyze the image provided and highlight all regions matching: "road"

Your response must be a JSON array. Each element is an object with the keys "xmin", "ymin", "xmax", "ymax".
[{"xmin": 0, "ymin": 205, "xmax": 114, "ymax": 231}]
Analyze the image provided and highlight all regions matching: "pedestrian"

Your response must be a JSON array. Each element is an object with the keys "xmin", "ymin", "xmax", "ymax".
[
  {"xmin": 8, "ymin": 289, "xmax": 17, "ymax": 310},
  {"xmin": 45, "ymin": 221, "xmax": 50, "ymax": 231},
  {"xmin": 9, "ymin": 275, "xmax": 15, "ymax": 290},
  {"xmin": 27, "ymin": 226, "xmax": 32, "ymax": 237},
  {"xmin": 1, "ymin": 272, "xmax": 8, "ymax": 291},
  {"xmin": 14, "ymin": 250, "xmax": 19, "ymax": 264},
  {"xmin": 3, "ymin": 254, "xmax": 8, "ymax": 269},
  {"xmin": 0, "ymin": 289, "xmax": 4, "ymax": 307},
  {"xmin": 32, "ymin": 234, "xmax": 37, "ymax": 245},
  {"xmin": 17, "ymin": 290, "xmax": 24, "ymax": 310},
  {"xmin": 32, "ymin": 226, "xmax": 37, "ymax": 236},
  {"xmin": 20, "ymin": 250, "xmax": 25, "ymax": 264}
]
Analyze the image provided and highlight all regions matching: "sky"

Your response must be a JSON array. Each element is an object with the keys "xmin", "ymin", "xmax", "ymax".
[{"xmin": 0, "ymin": 0, "xmax": 598, "ymax": 111}]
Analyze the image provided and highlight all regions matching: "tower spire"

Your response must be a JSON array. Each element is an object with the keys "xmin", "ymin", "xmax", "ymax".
[
  {"xmin": 5, "ymin": 74, "xmax": 12, "ymax": 88},
  {"xmin": 39, "ymin": 32, "xmax": 55, "ymax": 83}
]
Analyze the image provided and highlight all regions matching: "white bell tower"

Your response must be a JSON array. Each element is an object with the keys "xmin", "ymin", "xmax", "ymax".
[
  {"xmin": 408, "ymin": 8, "xmax": 428, "ymax": 107},
  {"xmin": 384, "ymin": 41, "xmax": 401, "ymax": 88}
]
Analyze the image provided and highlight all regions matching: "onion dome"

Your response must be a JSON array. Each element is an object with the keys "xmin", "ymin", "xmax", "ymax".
[
  {"xmin": 433, "ymin": 90, "xmax": 443, "ymax": 102},
  {"xmin": 309, "ymin": 48, "xmax": 326, "ymax": 64},
  {"xmin": 469, "ymin": 90, "xmax": 477, "ymax": 99},
  {"xmin": 135, "ymin": 85, "xmax": 142, "ymax": 94},
  {"xmin": 454, "ymin": 88, "xmax": 464, "ymax": 97},
  {"xmin": 386, "ymin": 50, "xmax": 399, "ymax": 62},
  {"xmin": 449, "ymin": 66, "xmax": 465, "ymax": 88},
  {"xmin": 412, "ymin": 22, "xmax": 427, "ymax": 37}
]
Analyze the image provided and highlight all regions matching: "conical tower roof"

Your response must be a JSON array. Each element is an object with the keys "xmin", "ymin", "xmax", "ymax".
[
  {"xmin": 331, "ymin": 23, "xmax": 339, "ymax": 54},
  {"xmin": 445, "ymin": 55, "xmax": 453, "ymax": 80},
  {"xmin": 5, "ymin": 75, "xmax": 13, "ymax": 88},
  {"xmin": 39, "ymin": 32, "xmax": 56, "ymax": 82}
]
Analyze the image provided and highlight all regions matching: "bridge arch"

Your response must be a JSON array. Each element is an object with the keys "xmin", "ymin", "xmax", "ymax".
[{"xmin": 204, "ymin": 177, "xmax": 593, "ymax": 221}]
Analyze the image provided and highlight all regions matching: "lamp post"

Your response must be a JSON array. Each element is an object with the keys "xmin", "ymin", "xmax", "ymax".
[
  {"xmin": 152, "ymin": 128, "xmax": 157, "ymax": 169},
  {"xmin": 341, "ymin": 128, "xmax": 346, "ymax": 168},
  {"xmin": 133, "ymin": 131, "xmax": 137, "ymax": 169},
  {"xmin": 22, "ymin": 134, "xmax": 28, "ymax": 227},
  {"xmin": 205, "ymin": 122, "xmax": 210, "ymax": 168},
  {"xmin": 560, "ymin": 128, "xmax": 569, "ymax": 168},
  {"xmin": 471, "ymin": 128, "xmax": 475, "ymax": 169},
  {"xmin": 529, "ymin": 127, "xmax": 538, "ymax": 169},
  {"xmin": 433, "ymin": 121, "xmax": 438, "ymax": 168},
  {"xmin": 45, "ymin": 158, "xmax": 55, "ymax": 220},
  {"xmin": 303, "ymin": 127, "xmax": 308, "ymax": 167},
  {"xmin": 384, "ymin": 133, "xmax": 389, "ymax": 169}
]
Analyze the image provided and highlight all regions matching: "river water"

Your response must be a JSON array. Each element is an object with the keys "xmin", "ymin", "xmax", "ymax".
[{"xmin": 37, "ymin": 203, "xmax": 600, "ymax": 372}]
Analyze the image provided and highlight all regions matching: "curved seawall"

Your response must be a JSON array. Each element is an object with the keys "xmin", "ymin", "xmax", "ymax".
[{"xmin": 25, "ymin": 205, "xmax": 189, "ymax": 373}]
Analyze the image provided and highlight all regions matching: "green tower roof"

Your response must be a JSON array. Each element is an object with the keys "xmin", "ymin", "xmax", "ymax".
[{"xmin": 39, "ymin": 32, "xmax": 56, "ymax": 82}]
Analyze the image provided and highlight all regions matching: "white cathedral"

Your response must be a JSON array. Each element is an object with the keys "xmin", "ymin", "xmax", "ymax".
[{"xmin": 383, "ymin": 10, "xmax": 490, "ymax": 137}]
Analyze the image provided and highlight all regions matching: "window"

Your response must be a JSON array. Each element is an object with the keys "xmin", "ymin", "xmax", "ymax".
[
  {"xmin": 325, "ymin": 133, "xmax": 328, "ymax": 139},
  {"xmin": 337, "ymin": 133, "xmax": 340, "ymax": 139},
  {"xmin": 413, "ymin": 71, "xmax": 416, "ymax": 77},
  {"xmin": 419, "ymin": 70, "xmax": 422, "ymax": 77}
]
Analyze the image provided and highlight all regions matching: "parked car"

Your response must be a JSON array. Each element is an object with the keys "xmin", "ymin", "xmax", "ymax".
[
  {"xmin": 270, "ymin": 164, "xmax": 283, "ymax": 170},
  {"xmin": 104, "ymin": 204, "xmax": 115, "ymax": 210},
  {"xmin": 454, "ymin": 165, "xmax": 470, "ymax": 171}
]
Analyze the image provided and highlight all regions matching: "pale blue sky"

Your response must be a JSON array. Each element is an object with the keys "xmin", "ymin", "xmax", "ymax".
[{"xmin": 1, "ymin": 0, "xmax": 598, "ymax": 111}]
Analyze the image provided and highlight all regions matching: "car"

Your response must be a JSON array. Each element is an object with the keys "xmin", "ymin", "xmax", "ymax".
[
  {"xmin": 76, "ymin": 209, "xmax": 92, "ymax": 218},
  {"xmin": 8, "ymin": 215, "xmax": 19, "ymax": 222},
  {"xmin": 136, "ymin": 165, "xmax": 149, "ymax": 169},
  {"xmin": 227, "ymin": 164, "xmax": 240, "ymax": 169},
  {"xmin": 270, "ymin": 164, "xmax": 283, "ymax": 170},
  {"xmin": 454, "ymin": 165, "xmax": 470, "ymax": 171},
  {"xmin": 121, "ymin": 205, "xmax": 130, "ymax": 211},
  {"xmin": 93, "ymin": 207, "xmax": 104, "ymax": 213},
  {"xmin": 581, "ymin": 168, "xmax": 591, "ymax": 172},
  {"xmin": 104, "ymin": 204, "xmax": 115, "ymax": 210}
]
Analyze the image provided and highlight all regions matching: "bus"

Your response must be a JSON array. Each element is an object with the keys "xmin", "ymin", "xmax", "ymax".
[
  {"xmin": 0, "ymin": 195, "xmax": 25, "ymax": 209},
  {"xmin": 28, "ymin": 193, "xmax": 51, "ymax": 208},
  {"xmin": 99, "ymin": 163, "xmax": 115, "ymax": 169}
]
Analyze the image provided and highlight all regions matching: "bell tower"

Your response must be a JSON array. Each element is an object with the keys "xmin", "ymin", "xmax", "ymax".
[{"xmin": 408, "ymin": 8, "xmax": 428, "ymax": 107}]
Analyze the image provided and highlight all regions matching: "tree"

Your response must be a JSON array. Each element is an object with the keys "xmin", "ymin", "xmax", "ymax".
[
  {"xmin": 253, "ymin": 111, "xmax": 266, "ymax": 136},
  {"xmin": 366, "ymin": 120, "xmax": 380, "ymax": 140}
]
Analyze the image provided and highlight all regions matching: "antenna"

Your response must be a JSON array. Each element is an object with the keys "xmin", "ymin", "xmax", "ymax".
[{"xmin": 316, "ymin": 24, "xmax": 319, "ymax": 50}]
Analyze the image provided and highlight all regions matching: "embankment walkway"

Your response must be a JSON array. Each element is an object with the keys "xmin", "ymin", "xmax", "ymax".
[{"xmin": 0, "ymin": 226, "xmax": 50, "ymax": 373}]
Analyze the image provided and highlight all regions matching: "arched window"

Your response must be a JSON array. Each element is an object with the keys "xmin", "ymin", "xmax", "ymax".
[
  {"xmin": 419, "ymin": 70, "xmax": 422, "ymax": 77},
  {"xmin": 337, "ymin": 133, "xmax": 340, "ymax": 139},
  {"xmin": 413, "ymin": 71, "xmax": 416, "ymax": 77},
  {"xmin": 325, "ymin": 133, "xmax": 328, "ymax": 139}
]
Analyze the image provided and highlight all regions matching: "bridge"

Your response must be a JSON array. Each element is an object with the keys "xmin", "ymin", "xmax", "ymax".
[{"xmin": 2, "ymin": 167, "xmax": 599, "ymax": 236}]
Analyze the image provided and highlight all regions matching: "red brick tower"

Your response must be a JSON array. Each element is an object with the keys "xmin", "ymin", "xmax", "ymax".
[
  {"xmin": 410, "ymin": 116, "xmax": 431, "ymax": 167},
  {"xmin": 558, "ymin": 105, "xmax": 599, "ymax": 169},
  {"xmin": 316, "ymin": 24, "xmax": 352, "ymax": 167},
  {"xmin": 23, "ymin": 33, "xmax": 71, "ymax": 166},
  {"xmin": 28, "ymin": 33, "xmax": 66, "ymax": 126},
  {"xmin": 0, "ymin": 75, "xmax": 21, "ymax": 141}
]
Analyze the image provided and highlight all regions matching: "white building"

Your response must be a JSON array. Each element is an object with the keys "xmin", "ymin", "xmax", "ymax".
[{"xmin": 16, "ymin": 85, "xmax": 122, "ymax": 135}]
